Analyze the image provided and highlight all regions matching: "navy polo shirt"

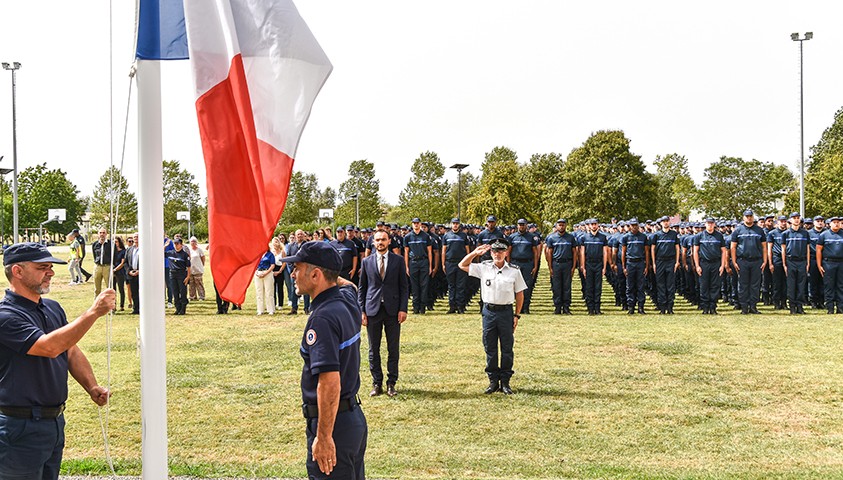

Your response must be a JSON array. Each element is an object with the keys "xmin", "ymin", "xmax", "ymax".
[
  {"xmin": 767, "ymin": 227, "xmax": 787, "ymax": 263},
  {"xmin": 545, "ymin": 232, "xmax": 577, "ymax": 261},
  {"xmin": 257, "ymin": 250, "xmax": 276, "ymax": 271},
  {"xmin": 403, "ymin": 231, "xmax": 431, "ymax": 260},
  {"xmin": 0, "ymin": 290, "xmax": 69, "ymax": 406},
  {"xmin": 652, "ymin": 230, "xmax": 680, "ymax": 260},
  {"xmin": 808, "ymin": 227, "xmax": 825, "ymax": 254},
  {"xmin": 330, "ymin": 239, "xmax": 357, "ymax": 271},
  {"xmin": 442, "ymin": 231, "xmax": 469, "ymax": 262},
  {"xmin": 694, "ymin": 230, "xmax": 726, "ymax": 262},
  {"xmin": 508, "ymin": 232, "xmax": 537, "ymax": 261},
  {"xmin": 731, "ymin": 224, "xmax": 766, "ymax": 259},
  {"xmin": 300, "ymin": 285, "xmax": 361, "ymax": 405},
  {"xmin": 581, "ymin": 231, "xmax": 607, "ymax": 263},
  {"xmin": 476, "ymin": 227, "xmax": 504, "ymax": 246},
  {"xmin": 165, "ymin": 248, "xmax": 191, "ymax": 274},
  {"xmin": 620, "ymin": 232, "xmax": 649, "ymax": 261},
  {"xmin": 781, "ymin": 228, "xmax": 810, "ymax": 259},
  {"xmin": 818, "ymin": 229, "xmax": 843, "ymax": 260}
]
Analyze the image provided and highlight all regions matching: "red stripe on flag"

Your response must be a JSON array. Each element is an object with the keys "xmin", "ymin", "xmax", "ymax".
[{"xmin": 195, "ymin": 54, "xmax": 293, "ymax": 304}]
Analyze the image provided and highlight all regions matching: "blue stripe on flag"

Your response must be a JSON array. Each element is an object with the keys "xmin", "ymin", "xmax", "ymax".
[{"xmin": 136, "ymin": 0, "xmax": 189, "ymax": 60}]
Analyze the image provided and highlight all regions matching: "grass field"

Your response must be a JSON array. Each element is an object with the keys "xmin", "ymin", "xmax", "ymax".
[{"xmin": 4, "ymin": 247, "xmax": 843, "ymax": 479}]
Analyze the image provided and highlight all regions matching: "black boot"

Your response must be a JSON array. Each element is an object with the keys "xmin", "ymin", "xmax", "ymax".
[
  {"xmin": 500, "ymin": 379, "xmax": 513, "ymax": 395},
  {"xmin": 628, "ymin": 308, "xmax": 635, "ymax": 315},
  {"xmin": 484, "ymin": 380, "xmax": 500, "ymax": 394},
  {"xmin": 638, "ymin": 305, "xmax": 646, "ymax": 315},
  {"xmin": 554, "ymin": 306, "xmax": 562, "ymax": 315}
]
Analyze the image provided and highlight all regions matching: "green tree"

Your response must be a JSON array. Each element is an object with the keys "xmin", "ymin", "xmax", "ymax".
[
  {"xmin": 523, "ymin": 152, "xmax": 564, "ymax": 222},
  {"xmin": 280, "ymin": 171, "xmax": 320, "ymax": 224},
  {"xmin": 396, "ymin": 151, "xmax": 453, "ymax": 223},
  {"xmin": 546, "ymin": 131, "xmax": 659, "ymax": 222},
  {"xmin": 17, "ymin": 163, "xmax": 87, "ymax": 236},
  {"xmin": 336, "ymin": 160, "xmax": 381, "ymax": 226},
  {"xmin": 785, "ymin": 106, "xmax": 843, "ymax": 217},
  {"xmin": 163, "ymin": 159, "xmax": 202, "ymax": 235},
  {"xmin": 465, "ymin": 146, "xmax": 538, "ymax": 224},
  {"xmin": 450, "ymin": 170, "xmax": 478, "ymax": 221},
  {"xmin": 699, "ymin": 156, "xmax": 795, "ymax": 218},
  {"xmin": 653, "ymin": 153, "xmax": 699, "ymax": 219},
  {"xmin": 88, "ymin": 166, "xmax": 138, "ymax": 231}
]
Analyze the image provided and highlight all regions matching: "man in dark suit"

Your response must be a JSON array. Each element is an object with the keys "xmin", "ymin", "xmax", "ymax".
[
  {"xmin": 125, "ymin": 233, "xmax": 140, "ymax": 314},
  {"xmin": 358, "ymin": 230, "xmax": 409, "ymax": 397}
]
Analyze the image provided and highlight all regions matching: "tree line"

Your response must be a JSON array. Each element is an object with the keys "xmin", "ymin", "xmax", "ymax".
[{"xmin": 6, "ymin": 106, "xmax": 843, "ymax": 243}]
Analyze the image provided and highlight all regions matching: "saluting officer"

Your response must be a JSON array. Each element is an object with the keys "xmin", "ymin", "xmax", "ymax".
[
  {"xmin": 693, "ymin": 217, "xmax": 729, "ymax": 315},
  {"xmin": 442, "ymin": 218, "xmax": 471, "ymax": 314},
  {"xmin": 620, "ymin": 218, "xmax": 650, "ymax": 315},
  {"xmin": 508, "ymin": 219, "xmax": 540, "ymax": 314},
  {"xmin": 651, "ymin": 216, "xmax": 681, "ymax": 314},
  {"xmin": 459, "ymin": 238, "xmax": 527, "ymax": 395},
  {"xmin": 731, "ymin": 209, "xmax": 768, "ymax": 314},
  {"xmin": 544, "ymin": 219, "xmax": 578, "ymax": 315},
  {"xmin": 580, "ymin": 218, "xmax": 609, "ymax": 315},
  {"xmin": 403, "ymin": 218, "xmax": 433, "ymax": 315},
  {"xmin": 816, "ymin": 216, "xmax": 843, "ymax": 314},
  {"xmin": 780, "ymin": 212, "xmax": 810, "ymax": 314}
]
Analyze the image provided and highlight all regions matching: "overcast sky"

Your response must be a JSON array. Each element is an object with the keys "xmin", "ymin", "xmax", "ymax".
[{"xmin": 0, "ymin": 1, "xmax": 841, "ymax": 212}]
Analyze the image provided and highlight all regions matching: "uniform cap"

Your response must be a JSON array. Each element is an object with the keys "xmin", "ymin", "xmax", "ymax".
[
  {"xmin": 489, "ymin": 238, "xmax": 510, "ymax": 250},
  {"xmin": 345, "ymin": 225, "xmax": 355, "ymax": 230},
  {"xmin": 376, "ymin": 221, "xmax": 385, "ymax": 226},
  {"xmin": 173, "ymin": 237, "xmax": 183, "ymax": 244},
  {"xmin": 829, "ymin": 216, "xmax": 841, "ymax": 222},
  {"xmin": 3, "ymin": 242, "xmax": 68, "ymax": 266},
  {"xmin": 336, "ymin": 226, "xmax": 345, "ymax": 232},
  {"xmin": 278, "ymin": 240, "xmax": 342, "ymax": 271},
  {"xmin": 777, "ymin": 215, "xmax": 787, "ymax": 221},
  {"xmin": 411, "ymin": 218, "xmax": 421, "ymax": 223},
  {"xmin": 451, "ymin": 218, "xmax": 460, "ymax": 223},
  {"xmin": 789, "ymin": 212, "xmax": 800, "ymax": 218},
  {"xmin": 487, "ymin": 215, "xmax": 497, "ymax": 222},
  {"xmin": 743, "ymin": 209, "xmax": 754, "ymax": 217},
  {"xmin": 813, "ymin": 215, "xmax": 824, "ymax": 221},
  {"xmin": 765, "ymin": 214, "xmax": 775, "ymax": 219},
  {"xmin": 588, "ymin": 218, "xmax": 599, "ymax": 224},
  {"xmin": 628, "ymin": 218, "xmax": 639, "ymax": 225},
  {"xmin": 705, "ymin": 217, "xmax": 716, "ymax": 223},
  {"xmin": 556, "ymin": 218, "xmax": 567, "ymax": 224},
  {"xmin": 517, "ymin": 218, "xmax": 527, "ymax": 224}
]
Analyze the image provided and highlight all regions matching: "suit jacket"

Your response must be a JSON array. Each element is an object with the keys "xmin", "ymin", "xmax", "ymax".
[
  {"xmin": 358, "ymin": 251, "xmax": 409, "ymax": 317},
  {"xmin": 124, "ymin": 246, "xmax": 139, "ymax": 275}
]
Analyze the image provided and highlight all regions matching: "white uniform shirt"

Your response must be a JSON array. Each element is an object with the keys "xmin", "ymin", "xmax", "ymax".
[{"xmin": 468, "ymin": 260, "xmax": 528, "ymax": 305}]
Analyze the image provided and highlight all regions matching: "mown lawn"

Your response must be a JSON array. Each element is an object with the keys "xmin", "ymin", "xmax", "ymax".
[{"xmin": 4, "ymin": 247, "xmax": 843, "ymax": 479}]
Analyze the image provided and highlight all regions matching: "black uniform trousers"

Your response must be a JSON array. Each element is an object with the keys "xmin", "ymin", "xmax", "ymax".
[
  {"xmin": 614, "ymin": 263, "xmax": 627, "ymax": 308},
  {"xmin": 128, "ymin": 274, "xmax": 140, "ymax": 314},
  {"xmin": 684, "ymin": 263, "xmax": 698, "ymax": 303},
  {"xmin": 625, "ymin": 260, "xmax": 646, "ymax": 308},
  {"xmin": 169, "ymin": 270, "xmax": 188, "ymax": 314},
  {"xmin": 214, "ymin": 282, "xmax": 229, "ymax": 314},
  {"xmin": 366, "ymin": 308, "xmax": 401, "ymax": 387},
  {"xmin": 762, "ymin": 264, "xmax": 773, "ymax": 303},
  {"xmin": 482, "ymin": 304, "xmax": 514, "ymax": 382},
  {"xmin": 698, "ymin": 259, "xmax": 722, "ymax": 311},
  {"xmin": 306, "ymin": 405, "xmax": 367, "ymax": 480},
  {"xmin": 771, "ymin": 260, "xmax": 787, "ymax": 306},
  {"xmin": 408, "ymin": 258, "xmax": 429, "ymax": 312},
  {"xmin": 551, "ymin": 259, "xmax": 574, "ymax": 308},
  {"xmin": 786, "ymin": 259, "xmax": 808, "ymax": 308},
  {"xmin": 737, "ymin": 258, "xmax": 763, "ymax": 309},
  {"xmin": 445, "ymin": 261, "xmax": 467, "ymax": 309},
  {"xmin": 584, "ymin": 261, "xmax": 603, "ymax": 312},
  {"xmin": 809, "ymin": 258, "xmax": 824, "ymax": 307},
  {"xmin": 510, "ymin": 259, "xmax": 535, "ymax": 311},
  {"xmin": 655, "ymin": 259, "xmax": 677, "ymax": 310},
  {"xmin": 822, "ymin": 259, "xmax": 843, "ymax": 312}
]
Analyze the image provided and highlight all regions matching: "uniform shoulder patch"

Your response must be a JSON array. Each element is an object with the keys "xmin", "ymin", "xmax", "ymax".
[{"xmin": 305, "ymin": 329, "xmax": 317, "ymax": 346}]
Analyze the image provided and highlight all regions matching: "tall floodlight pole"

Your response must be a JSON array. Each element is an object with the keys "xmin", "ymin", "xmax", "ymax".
[
  {"xmin": 791, "ymin": 32, "xmax": 812, "ymax": 217},
  {"xmin": 2, "ymin": 62, "xmax": 21, "ymax": 243},
  {"xmin": 351, "ymin": 193, "xmax": 359, "ymax": 226},
  {"xmin": 0, "ymin": 162, "xmax": 10, "ymax": 245},
  {"xmin": 450, "ymin": 164, "xmax": 469, "ymax": 220}
]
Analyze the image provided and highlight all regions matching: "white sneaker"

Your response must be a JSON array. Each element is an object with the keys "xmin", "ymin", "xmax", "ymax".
[{"xmin": 167, "ymin": 302, "xmax": 174, "ymax": 308}]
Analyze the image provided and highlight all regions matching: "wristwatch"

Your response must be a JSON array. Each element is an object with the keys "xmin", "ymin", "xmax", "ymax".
[{"xmin": 514, "ymin": 313, "xmax": 521, "ymax": 319}]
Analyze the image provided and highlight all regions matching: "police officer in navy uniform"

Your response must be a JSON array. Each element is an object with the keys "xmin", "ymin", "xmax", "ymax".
[
  {"xmin": 807, "ymin": 215, "xmax": 826, "ymax": 309},
  {"xmin": 693, "ymin": 218, "xmax": 729, "ymax": 315},
  {"xmin": 816, "ymin": 216, "xmax": 843, "ymax": 314},
  {"xmin": 508, "ymin": 219, "xmax": 540, "ymax": 314},
  {"xmin": 731, "ymin": 209, "xmax": 768, "ymax": 314},
  {"xmin": 780, "ymin": 212, "xmax": 810, "ymax": 314},
  {"xmin": 403, "ymin": 218, "xmax": 433, "ymax": 314},
  {"xmin": 580, "ymin": 218, "xmax": 609, "ymax": 315},
  {"xmin": 651, "ymin": 216, "xmax": 681, "ymax": 314},
  {"xmin": 0, "ymin": 243, "xmax": 115, "ymax": 480},
  {"xmin": 766, "ymin": 216, "xmax": 789, "ymax": 310},
  {"xmin": 620, "ymin": 219, "xmax": 650, "ymax": 315},
  {"xmin": 281, "ymin": 241, "xmax": 367, "ymax": 479},
  {"xmin": 330, "ymin": 227, "xmax": 359, "ymax": 282},
  {"xmin": 442, "ymin": 218, "xmax": 471, "ymax": 314},
  {"xmin": 544, "ymin": 219, "xmax": 578, "ymax": 315}
]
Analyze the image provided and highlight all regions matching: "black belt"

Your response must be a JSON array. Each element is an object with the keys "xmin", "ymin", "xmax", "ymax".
[
  {"xmin": 788, "ymin": 257, "xmax": 806, "ymax": 261},
  {"xmin": 511, "ymin": 258, "xmax": 532, "ymax": 262},
  {"xmin": 627, "ymin": 258, "xmax": 644, "ymax": 263},
  {"xmin": 825, "ymin": 258, "xmax": 843, "ymax": 262},
  {"xmin": 552, "ymin": 258, "xmax": 572, "ymax": 262},
  {"xmin": 0, "ymin": 404, "xmax": 65, "ymax": 419},
  {"xmin": 738, "ymin": 257, "xmax": 760, "ymax": 261},
  {"xmin": 656, "ymin": 257, "xmax": 675, "ymax": 261},
  {"xmin": 410, "ymin": 257, "xmax": 428, "ymax": 261},
  {"xmin": 302, "ymin": 396, "xmax": 361, "ymax": 419},
  {"xmin": 484, "ymin": 303, "xmax": 512, "ymax": 312}
]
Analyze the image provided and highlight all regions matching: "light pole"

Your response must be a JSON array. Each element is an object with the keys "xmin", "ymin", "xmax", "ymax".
[
  {"xmin": 350, "ymin": 193, "xmax": 359, "ymax": 226},
  {"xmin": 0, "ymin": 163, "xmax": 10, "ymax": 245},
  {"xmin": 791, "ymin": 32, "xmax": 812, "ymax": 217},
  {"xmin": 2, "ymin": 62, "xmax": 21, "ymax": 243},
  {"xmin": 450, "ymin": 163, "xmax": 469, "ymax": 220}
]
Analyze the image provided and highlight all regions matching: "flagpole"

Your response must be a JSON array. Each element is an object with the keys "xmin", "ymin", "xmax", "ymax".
[{"xmin": 136, "ymin": 59, "xmax": 168, "ymax": 480}]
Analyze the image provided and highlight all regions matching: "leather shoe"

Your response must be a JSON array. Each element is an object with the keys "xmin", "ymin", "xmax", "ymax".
[
  {"xmin": 369, "ymin": 385, "xmax": 383, "ymax": 397},
  {"xmin": 484, "ymin": 381, "xmax": 500, "ymax": 394},
  {"xmin": 500, "ymin": 381, "xmax": 513, "ymax": 395},
  {"xmin": 386, "ymin": 384, "xmax": 397, "ymax": 397}
]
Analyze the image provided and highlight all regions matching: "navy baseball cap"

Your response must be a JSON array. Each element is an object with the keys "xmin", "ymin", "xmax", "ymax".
[
  {"xmin": 376, "ymin": 221, "xmax": 385, "ymax": 226},
  {"xmin": 411, "ymin": 217, "xmax": 421, "ymax": 223},
  {"xmin": 3, "ymin": 242, "xmax": 67, "ymax": 266},
  {"xmin": 451, "ymin": 218, "xmax": 460, "ymax": 223},
  {"xmin": 487, "ymin": 215, "xmax": 497, "ymax": 222},
  {"xmin": 589, "ymin": 218, "xmax": 599, "ymax": 224},
  {"xmin": 345, "ymin": 225, "xmax": 355, "ymax": 230},
  {"xmin": 814, "ymin": 215, "xmax": 824, "ymax": 221},
  {"xmin": 743, "ymin": 209, "xmax": 754, "ymax": 217},
  {"xmin": 336, "ymin": 226, "xmax": 345, "ymax": 232},
  {"xmin": 628, "ymin": 218, "xmax": 639, "ymax": 225},
  {"xmin": 517, "ymin": 218, "xmax": 527, "ymax": 224},
  {"xmin": 777, "ymin": 215, "xmax": 787, "ymax": 221},
  {"xmin": 829, "ymin": 216, "xmax": 842, "ymax": 222},
  {"xmin": 556, "ymin": 218, "xmax": 567, "ymax": 224},
  {"xmin": 278, "ymin": 241, "xmax": 342, "ymax": 271},
  {"xmin": 705, "ymin": 217, "xmax": 716, "ymax": 223},
  {"xmin": 789, "ymin": 212, "xmax": 800, "ymax": 218},
  {"xmin": 490, "ymin": 238, "xmax": 510, "ymax": 250}
]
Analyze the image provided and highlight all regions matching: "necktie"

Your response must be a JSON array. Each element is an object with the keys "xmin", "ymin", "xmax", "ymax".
[{"xmin": 379, "ymin": 254, "xmax": 385, "ymax": 280}]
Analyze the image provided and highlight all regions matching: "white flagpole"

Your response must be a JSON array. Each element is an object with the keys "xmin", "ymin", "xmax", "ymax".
[{"xmin": 136, "ymin": 59, "xmax": 168, "ymax": 479}]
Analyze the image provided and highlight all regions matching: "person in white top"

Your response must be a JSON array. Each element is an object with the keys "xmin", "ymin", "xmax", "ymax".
[
  {"xmin": 187, "ymin": 237, "xmax": 206, "ymax": 301},
  {"xmin": 459, "ymin": 237, "xmax": 527, "ymax": 395}
]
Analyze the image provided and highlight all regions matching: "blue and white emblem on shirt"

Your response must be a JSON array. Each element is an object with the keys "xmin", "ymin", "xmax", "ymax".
[{"xmin": 306, "ymin": 329, "xmax": 317, "ymax": 345}]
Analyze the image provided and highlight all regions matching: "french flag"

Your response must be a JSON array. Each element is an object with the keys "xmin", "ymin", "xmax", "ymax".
[{"xmin": 137, "ymin": 0, "xmax": 332, "ymax": 304}]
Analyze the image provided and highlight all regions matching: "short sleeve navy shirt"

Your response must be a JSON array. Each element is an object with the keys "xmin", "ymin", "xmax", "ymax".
[
  {"xmin": 818, "ymin": 229, "xmax": 843, "ymax": 260},
  {"xmin": 545, "ymin": 232, "xmax": 577, "ymax": 261},
  {"xmin": 508, "ymin": 232, "xmax": 537, "ymax": 261},
  {"xmin": 300, "ymin": 285, "xmax": 362, "ymax": 405},
  {"xmin": 330, "ymin": 239, "xmax": 357, "ymax": 271},
  {"xmin": 442, "ymin": 231, "xmax": 469, "ymax": 262},
  {"xmin": 731, "ymin": 224, "xmax": 766, "ymax": 259},
  {"xmin": 403, "ymin": 231, "xmax": 431, "ymax": 260},
  {"xmin": 652, "ymin": 230, "xmax": 680, "ymax": 260},
  {"xmin": 620, "ymin": 232, "xmax": 649, "ymax": 261},
  {"xmin": 767, "ymin": 228, "xmax": 786, "ymax": 261},
  {"xmin": 581, "ymin": 231, "xmax": 608, "ymax": 263},
  {"xmin": 0, "ymin": 290, "xmax": 69, "ymax": 406},
  {"xmin": 781, "ymin": 228, "xmax": 810, "ymax": 259},
  {"xmin": 694, "ymin": 230, "xmax": 726, "ymax": 262}
]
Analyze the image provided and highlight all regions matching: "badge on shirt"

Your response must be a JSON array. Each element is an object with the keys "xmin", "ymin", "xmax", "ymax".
[
  {"xmin": 305, "ymin": 329, "xmax": 317, "ymax": 345},
  {"xmin": 486, "ymin": 279, "xmax": 492, "ymax": 286}
]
